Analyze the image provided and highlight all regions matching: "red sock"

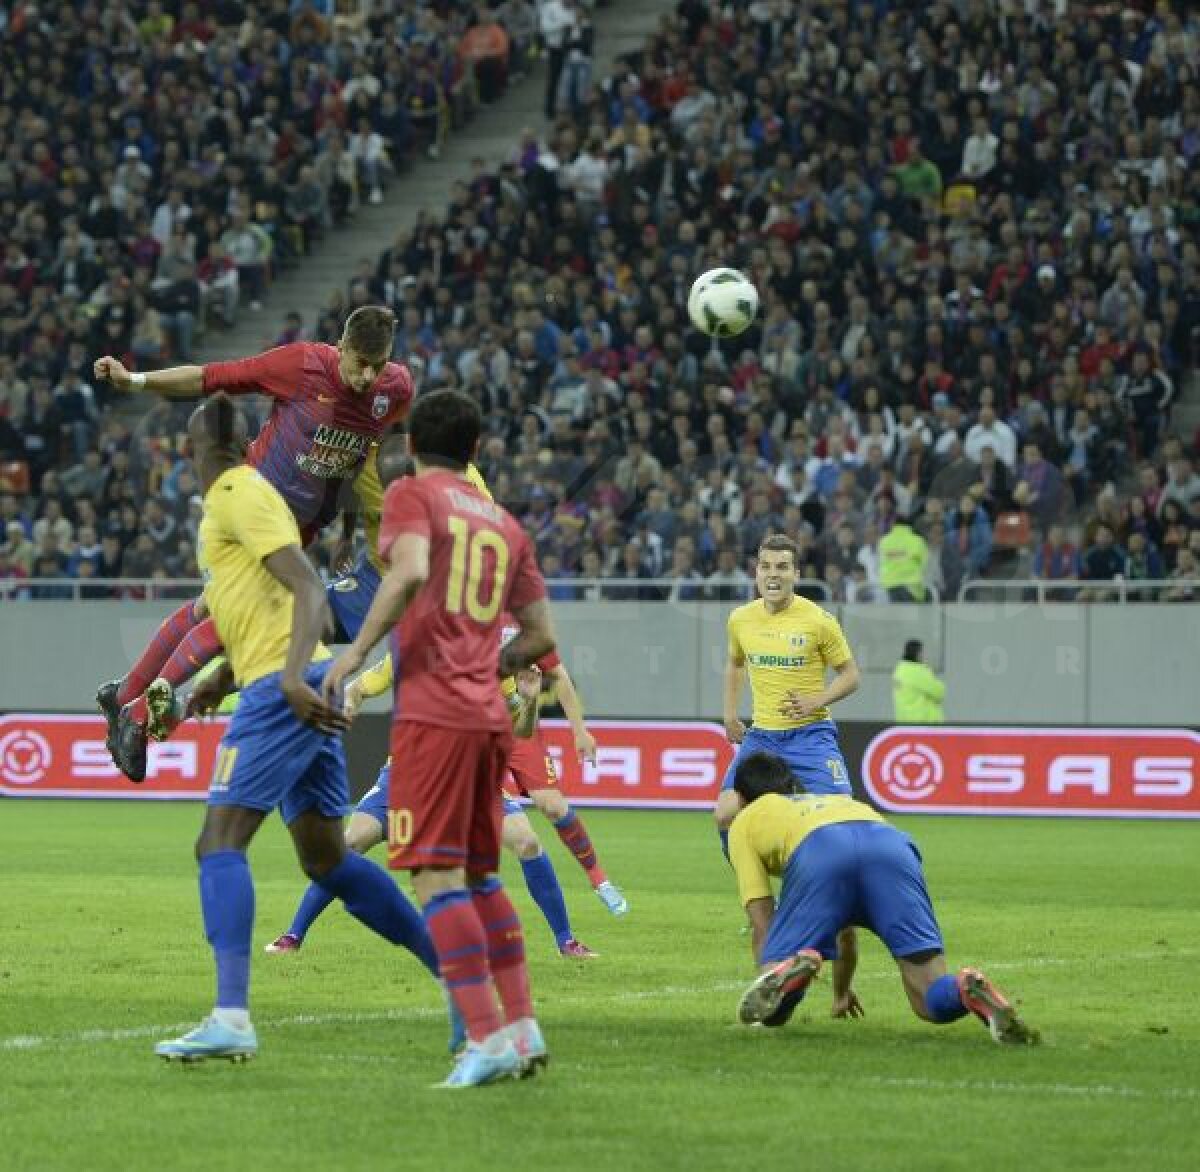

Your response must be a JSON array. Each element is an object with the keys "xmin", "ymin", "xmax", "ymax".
[
  {"xmin": 117, "ymin": 600, "xmax": 202, "ymax": 706},
  {"xmin": 472, "ymin": 881, "xmax": 534, "ymax": 1023},
  {"xmin": 423, "ymin": 890, "xmax": 503, "ymax": 1043},
  {"xmin": 160, "ymin": 618, "xmax": 223, "ymax": 689},
  {"xmin": 553, "ymin": 810, "xmax": 607, "ymax": 887}
]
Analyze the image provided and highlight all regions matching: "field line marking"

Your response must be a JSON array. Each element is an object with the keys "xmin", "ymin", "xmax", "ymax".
[{"xmin": 2, "ymin": 946, "xmax": 1194, "ymax": 1054}]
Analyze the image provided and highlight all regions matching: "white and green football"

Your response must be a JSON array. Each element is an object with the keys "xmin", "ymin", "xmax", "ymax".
[{"xmin": 687, "ymin": 267, "xmax": 760, "ymax": 338}]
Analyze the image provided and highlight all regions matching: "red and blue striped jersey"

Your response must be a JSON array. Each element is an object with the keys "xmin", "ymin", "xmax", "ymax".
[{"xmin": 202, "ymin": 342, "xmax": 413, "ymax": 544}]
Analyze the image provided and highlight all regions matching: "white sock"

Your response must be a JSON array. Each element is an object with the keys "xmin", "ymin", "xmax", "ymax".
[{"xmin": 212, "ymin": 1006, "xmax": 251, "ymax": 1032}]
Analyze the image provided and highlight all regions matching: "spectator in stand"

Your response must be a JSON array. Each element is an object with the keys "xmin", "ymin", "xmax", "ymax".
[
  {"xmin": 878, "ymin": 512, "xmax": 929, "ymax": 603},
  {"xmin": 1118, "ymin": 348, "xmax": 1175, "ymax": 457},
  {"xmin": 946, "ymin": 493, "xmax": 993, "ymax": 579},
  {"xmin": 1079, "ymin": 523, "xmax": 1127, "ymax": 602}
]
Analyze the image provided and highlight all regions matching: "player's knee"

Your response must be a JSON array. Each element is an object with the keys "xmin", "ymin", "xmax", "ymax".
[
  {"xmin": 344, "ymin": 818, "xmax": 383, "ymax": 854},
  {"xmin": 511, "ymin": 830, "xmax": 542, "ymax": 861},
  {"xmin": 534, "ymin": 788, "xmax": 568, "ymax": 821}
]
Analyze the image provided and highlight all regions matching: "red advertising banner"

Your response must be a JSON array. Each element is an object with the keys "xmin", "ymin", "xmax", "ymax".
[
  {"xmin": 862, "ymin": 726, "xmax": 1200, "ymax": 819},
  {"xmin": 0, "ymin": 714, "xmax": 227, "ymax": 799},
  {"xmin": 537, "ymin": 719, "xmax": 735, "ymax": 809},
  {"xmin": 0, "ymin": 714, "xmax": 735, "ymax": 808}
]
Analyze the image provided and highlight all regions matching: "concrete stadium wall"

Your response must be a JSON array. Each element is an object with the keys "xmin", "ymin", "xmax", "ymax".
[{"xmin": 1, "ymin": 599, "xmax": 1197, "ymax": 725}]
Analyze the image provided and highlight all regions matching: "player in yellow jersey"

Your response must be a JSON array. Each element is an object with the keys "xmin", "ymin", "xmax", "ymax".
[
  {"xmin": 715, "ymin": 534, "xmax": 862, "ymax": 845},
  {"xmin": 727, "ymin": 752, "xmax": 1038, "ymax": 1045},
  {"xmin": 153, "ymin": 394, "xmax": 462, "ymax": 1064}
]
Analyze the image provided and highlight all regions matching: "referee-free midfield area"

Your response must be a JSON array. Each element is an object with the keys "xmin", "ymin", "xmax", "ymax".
[{"xmin": 1, "ymin": 804, "xmax": 1195, "ymax": 1172}]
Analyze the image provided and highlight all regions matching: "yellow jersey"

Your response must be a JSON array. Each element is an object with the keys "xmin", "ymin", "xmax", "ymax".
[
  {"xmin": 358, "ymin": 455, "xmax": 491, "ymax": 572},
  {"xmin": 727, "ymin": 597, "xmax": 852, "ymax": 730},
  {"xmin": 198, "ymin": 465, "xmax": 330, "ymax": 687},
  {"xmin": 728, "ymin": 793, "xmax": 884, "ymax": 906}
]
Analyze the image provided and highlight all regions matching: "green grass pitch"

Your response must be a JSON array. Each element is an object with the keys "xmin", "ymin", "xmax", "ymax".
[{"xmin": 1, "ymin": 802, "xmax": 1197, "ymax": 1171}]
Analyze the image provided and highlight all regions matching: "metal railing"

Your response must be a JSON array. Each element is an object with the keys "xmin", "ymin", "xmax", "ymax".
[
  {"xmin": 0, "ymin": 577, "xmax": 838, "ymax": 604},
  {"xmin": 957, "ymin": 577, "xmax": 1200, "ymax": 604}
]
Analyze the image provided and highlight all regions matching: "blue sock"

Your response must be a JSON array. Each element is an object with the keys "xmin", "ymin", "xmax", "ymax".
[
  {"xmin": 316, "ymin": 852, "xmax": 438, "ymax": 975},
  {"xmin": 520, "ymin": 851, "xmax": 573, "ymax": 947},
  {"xmin": 288, "ymin": 882, "xmax": 337, "ymax": 941},
  {"xmin": 199, "ymin": 850, "xmax": 255, "ymax": 1011},
  {"xmin": 925, "ymin": 974, "xmax": 968, "ymax": 1023},
  {"xmin": 718, "ymin": 826, "xmax": 730, "ymax": 861}
]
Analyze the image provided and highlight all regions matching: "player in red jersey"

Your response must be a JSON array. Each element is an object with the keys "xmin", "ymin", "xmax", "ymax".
[
  {"xmin": 322, "ymin": 389, "xmax": 556, "ymax": 1089},
  {"xmin": 92, "ymin": 306, "xmax": 412, "ymax": 781},
  {"xmin": 500, "ymin": 629, "xmax": 628, "ymax": 918}
]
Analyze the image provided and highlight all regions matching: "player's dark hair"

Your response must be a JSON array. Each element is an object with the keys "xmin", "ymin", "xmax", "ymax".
[
  {"xmin": 376, "ymin": 432, "xmax": 414, "ymax": 487},
  {"xmin": 213, "ymin": 391, "xmax": 235, "ymax": 447},
  {"xmin": 188, "ymin": 393, "xmax": 246, "ymax": 454},
  {"xmin": 758, "ymin": 534, "xmax": 798, "ymax": 565},
  {"xmin": 343, "ymin": 305, "xmax": 396, "ymax": 360},
  {"xmin": 733, "ymin": 752, "xmax": 805, "ymax": 805},
  {"xmin": 903, "ymin": 639, "xmax": 923, "ymax": 662},
  {"xmin": 409, "ymin": 389, "xmax": 481, "ymax": 470}
]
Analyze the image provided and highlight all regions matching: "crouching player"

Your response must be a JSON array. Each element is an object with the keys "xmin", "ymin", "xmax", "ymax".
[
  {"xmin": 728, "ymin": 753, "xmax": 1038, "ymax": 1045},
  {"xmin": 153, "ymin": 394, "xmax": 461, "ymax": 1064}
]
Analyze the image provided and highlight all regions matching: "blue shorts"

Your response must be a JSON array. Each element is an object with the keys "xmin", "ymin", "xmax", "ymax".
[
  {"xmin": 326, "ymin": 554, "xmax": 382, "ymax": 644},
  {"xmin": 761, "ymin": 820, "xmax": 944, "ymax": 965},
  {"xmin": 356, "ymin": 763, "xmax": 525, "ymax": 823},
  {"xmin": 721, "ymin": 722, "xmax": 851, "ymax": 796},
  {"xmin": 208, "ymin": 660, "xmax": 349, "ymax": 826},
  {"xmin": 355, "ymin": 762, "xmax": 391, "ymax": 827}
]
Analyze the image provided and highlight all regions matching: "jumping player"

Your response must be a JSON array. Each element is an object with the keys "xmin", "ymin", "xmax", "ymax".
[
  {"xmin": 728, "ymin": 752, "xmax": 1038, "ymax": 1045},
  {"xmin": 716, "ymin": 534, "xmax": 861, "ymax": 851},
  {"xmin": 152, "ymin": 394, "xmax": 458, "ymax": 1064},
  {"xmin": 265, "ymin": 659, "xmax": 602, "ymax": 959},
  {"xmin": 93, "ymin": 306, "xmax": 412, "ymax": 780},
  {"xmin": 322, "ymin": 390, "xmax": 556, "ymax": 1089}
]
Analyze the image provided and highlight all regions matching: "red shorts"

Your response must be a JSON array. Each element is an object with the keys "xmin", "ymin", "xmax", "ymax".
[
  {"xmin": 505, "ymin": 732, "xmax": 558, "ymax": 800},
  {"xmin": 387, "ymin": 722, "xmax": 513, "ymax": 874}
]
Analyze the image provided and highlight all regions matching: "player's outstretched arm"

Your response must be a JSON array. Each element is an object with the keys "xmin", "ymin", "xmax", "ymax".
[
  {"xmin": 94, "ymin": 356, "xmax": 205, "ymax": 398},
  {"xmin": 263, "ymin": 544, "xmax": 350, "ymax": 733},
  {"xmin": 498, "ymin": 598, "xmax": 556, "ymax": 677},
  {"xmin": 548, "ymin": 664, "xmax": 596, "ymax": 762}
]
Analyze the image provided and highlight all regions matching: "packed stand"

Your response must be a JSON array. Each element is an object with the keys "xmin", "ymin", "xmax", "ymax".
[
  {"xmin": 0, "ymin": 0, "xmax": 544, "ymax": 596},
  {"xmin": 4, "ymin": 1, "xmax": 1200, "ymax": 606}
]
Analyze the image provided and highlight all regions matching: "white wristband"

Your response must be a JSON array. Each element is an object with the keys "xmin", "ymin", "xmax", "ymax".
[{"xmin": 130, "ymin": 372, "xmax": 147, "ymax": 388}]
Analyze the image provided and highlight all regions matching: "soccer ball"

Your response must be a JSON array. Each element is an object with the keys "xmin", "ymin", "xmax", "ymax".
[{"xmin": 687, "ymin": 268, "xmax": 760, "ymax": 338}]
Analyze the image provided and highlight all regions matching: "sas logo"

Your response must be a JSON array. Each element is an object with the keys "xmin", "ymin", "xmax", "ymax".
[
  {"xmin": 0, "ymin": 728, "xmax": 53, "ymax": 785},
  {"xmin": 371, "ymin": 393, "xmax": 390, "ymax": 419},
  {"xmin": 862, "ymin": 727, "xmax": 1200, "ymax": 819}
]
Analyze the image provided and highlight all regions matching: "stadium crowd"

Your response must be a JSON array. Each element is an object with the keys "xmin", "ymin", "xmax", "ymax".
[{"xmin": 2, "ymin": 0, "xmax": 1200, "ymax": 604}]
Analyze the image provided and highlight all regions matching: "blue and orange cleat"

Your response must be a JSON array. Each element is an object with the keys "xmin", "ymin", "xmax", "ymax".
[
  {"xmin": 958, "ymin": 968, "xmax": 1040, "ymax": 1045},
  {"xmin": 155, "ymin": 1017, "xmax": 258, "ymax": 1064},
  {"xmin": 436, "ymin": 1038, "xmax": 522, "ymax": 1089},
  {"xmin": 737, "ymin": 949, "xmax": 823, "ymax": 1026}
]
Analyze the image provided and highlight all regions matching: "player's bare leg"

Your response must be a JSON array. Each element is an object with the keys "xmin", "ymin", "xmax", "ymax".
[
  {"xmin": 896, "ymin": 952, "xmax": 1039, "ymax": 1045},
  {"xmin": 503, "ymin": 809, "xmax": 596, "ymax": 959},
  {"xmin": 528, "ymin": 786, "xmax": 628, "ymax": 916}
]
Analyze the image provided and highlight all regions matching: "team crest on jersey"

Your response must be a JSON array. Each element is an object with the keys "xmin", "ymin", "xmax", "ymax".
[{"xmin": 371, "ymin": 393, "xmax": 390, "ymax": 419}]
